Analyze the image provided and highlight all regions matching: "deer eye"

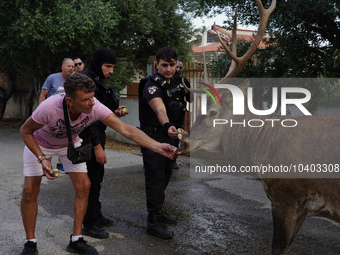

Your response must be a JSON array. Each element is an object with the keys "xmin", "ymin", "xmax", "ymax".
[{"xmin": 210, "ymin": 111, "xmax": 217, "ymax": 117}]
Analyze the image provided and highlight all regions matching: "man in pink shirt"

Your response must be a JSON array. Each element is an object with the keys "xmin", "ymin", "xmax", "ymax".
[{"xmin": 19, "ymin": 74, "xmax": 178, "ymax": 255}]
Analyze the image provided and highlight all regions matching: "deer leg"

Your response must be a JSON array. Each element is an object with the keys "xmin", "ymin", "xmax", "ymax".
[
  {"xmin": 271, "ymin": 204, "xmax": 306, "ymax": 255},
  {"xmin": 290, "ymin": 213, "xmax": 306, "ymax": 244}
]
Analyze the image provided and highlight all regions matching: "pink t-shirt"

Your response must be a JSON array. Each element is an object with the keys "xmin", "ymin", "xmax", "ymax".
[{"xmin": 32, "ymin": 93, "xmax": 112, "ymax": 149}]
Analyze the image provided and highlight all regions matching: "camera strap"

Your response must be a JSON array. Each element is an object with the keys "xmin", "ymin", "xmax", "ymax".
[{"xmin": 62, "ymin": 97, "xmax": 75, "ymax": 147}]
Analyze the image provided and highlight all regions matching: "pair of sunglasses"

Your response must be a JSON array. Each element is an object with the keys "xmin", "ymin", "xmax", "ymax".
[{"xmin": 74, "ymin": 62, "xmax": 83, "ymax": 67}]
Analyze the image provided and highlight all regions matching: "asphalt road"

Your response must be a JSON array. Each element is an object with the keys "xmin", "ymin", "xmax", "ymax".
[{"xmin": 1, "ymin": 127, "xmax": 340, "ymax": 255}]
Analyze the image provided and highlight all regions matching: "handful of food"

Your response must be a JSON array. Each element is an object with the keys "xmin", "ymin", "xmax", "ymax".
[
  {"xmin": 177, "ymin": 128, "xmax": 184, "ymax": 140},
  {"xmin": 46, "ymin": 168, "xmax": 59, "ymax": 178},
  {"xmin": 173, "ymin": 147, "xmax": 182, "ymax": 155}
]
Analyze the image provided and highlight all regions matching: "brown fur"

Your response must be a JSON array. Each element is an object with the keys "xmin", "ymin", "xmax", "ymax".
[{"xmin": 182, "ymin": 81, "xmax": 340, "ymax": 255}]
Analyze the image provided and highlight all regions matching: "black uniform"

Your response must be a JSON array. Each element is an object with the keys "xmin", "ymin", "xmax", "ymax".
[
  {"xmin": 79, "ymin": 48, "xmax": 119, "ymax": 230},
  {"xmin": 166, "ymin": 72, "xmax": 192, "ymax": 128},
  {"xmin": 139, "ymin": 72, "xmax": 186, "ymax": 213}
]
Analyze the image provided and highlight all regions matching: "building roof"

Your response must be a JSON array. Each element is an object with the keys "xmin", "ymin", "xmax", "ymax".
[
  {"xmin": 193, "ymin": 24, "xmax": 270, "ymax": 54},
  {"xmin": 193, "ymin": 42, "xmax": 224, "ymax": 54}
]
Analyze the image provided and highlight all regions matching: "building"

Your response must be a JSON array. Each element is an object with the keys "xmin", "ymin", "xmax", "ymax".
[{"xmin": 192, "ymin": 24, "xmax": 270, "ymax": 62}]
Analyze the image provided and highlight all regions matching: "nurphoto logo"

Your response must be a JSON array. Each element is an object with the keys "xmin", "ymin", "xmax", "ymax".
[{"xmin": 200, "ymin": 84, "xmax": 312, "ymax": 116}]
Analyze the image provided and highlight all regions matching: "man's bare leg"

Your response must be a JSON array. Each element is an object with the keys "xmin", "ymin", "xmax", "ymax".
[
  {"xmin": 21, "ymin": 176, "xmax": 42, "ymax": 239},
  {"xmin": 68, "ymin": 172, "xmax": 91, "ymax": 236}
]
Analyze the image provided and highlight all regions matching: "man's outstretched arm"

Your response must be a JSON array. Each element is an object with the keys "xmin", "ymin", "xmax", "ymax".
[{"xmin": 101, "ymin": 113, "xmax": 178, "ymax": 160}]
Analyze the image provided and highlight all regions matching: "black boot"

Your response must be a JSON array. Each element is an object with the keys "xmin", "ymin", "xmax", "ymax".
[
  {"xmin": 147, "ymin": 211, "xmax": 174, "ymax": 239},
  {"xmin": 82, "ymin": 224, "xmax": 109, "ymax": 239},
  {"xmin": 160, "ymin": 206, "xmax": 177, "ymax": 224}
]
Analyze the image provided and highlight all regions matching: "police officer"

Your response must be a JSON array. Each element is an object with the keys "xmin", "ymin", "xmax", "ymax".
[
  {"xmin": 170, "ymin": 59, "xmax": 193, "ymax": 169},
  {"xmin": 167, "ymin": 71, "xmax": 191, "ymax": 130},
  {"xmin": 138, "ymin": 47, "xmax": 182, "ymax": 239}
]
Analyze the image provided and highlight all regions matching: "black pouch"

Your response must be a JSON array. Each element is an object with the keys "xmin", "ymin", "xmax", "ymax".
[{"xmin": 67, "ymin": 141, "xmax": 92, "ymax": 164}]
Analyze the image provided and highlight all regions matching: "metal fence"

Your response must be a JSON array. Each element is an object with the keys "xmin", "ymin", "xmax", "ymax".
[{"xmin": 181, "ymin": 62, "xmax": 220, "ymax": 130}]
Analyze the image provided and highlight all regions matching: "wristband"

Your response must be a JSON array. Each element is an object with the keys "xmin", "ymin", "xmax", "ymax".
[
  {"xmin": 40, "ymin": 158, "xmax": 49, "ymax": 163},
  {"xmin": 163, "ymin": 122, "xmax": 174, "ymax": 135},
  {"xmin": 37, "ymin": 154, "xmax": 46, "ymax": 163}
]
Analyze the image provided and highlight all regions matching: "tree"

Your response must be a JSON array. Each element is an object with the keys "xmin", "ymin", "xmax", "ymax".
[
  {"xmin": 178, "ymin": 0, "xmax": 339, "ymax": 114},
  {"xmin": 0, "ymin": 0, "xmax": 198, "ymax": 121},
  {"xmin": 181, "ymin": 0, "xmax": 340, "ymax": 78}
]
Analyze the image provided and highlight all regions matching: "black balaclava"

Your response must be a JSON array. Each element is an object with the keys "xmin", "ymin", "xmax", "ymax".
[{"xmin": 88, "ymin": 47, "xmax": 117, "ymax": 79}]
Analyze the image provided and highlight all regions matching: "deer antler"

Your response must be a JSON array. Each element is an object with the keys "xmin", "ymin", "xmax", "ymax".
[
  {"xmin": 214, "ymin": 0, "xmax": 276, "ymax": 84},
  {"xmin": 184, "ymin": 0, "xmax": 276, "ymax": 94},
  {"xmin": 181, "ymin": 78, "xmax": 206, "ymax": 93},
  {"xmin": 180, "ymin": 78, "xmax": 203, "ymax": 93}
]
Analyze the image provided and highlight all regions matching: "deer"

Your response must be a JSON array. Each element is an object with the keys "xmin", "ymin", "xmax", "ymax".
[{"xmin": 180, "ymin": 1, "xmax": 340, "ymax": 254}]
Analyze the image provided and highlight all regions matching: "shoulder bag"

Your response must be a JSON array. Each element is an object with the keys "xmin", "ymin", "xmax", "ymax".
[{"xmin": 63, "ymin": 98, "xmax": 92, "ymax": 164}]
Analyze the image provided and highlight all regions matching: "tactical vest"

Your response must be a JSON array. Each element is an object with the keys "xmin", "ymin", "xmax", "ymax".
[{"xmin": 139, "ymin": 74, "xmax": 186, "ymax": 127}]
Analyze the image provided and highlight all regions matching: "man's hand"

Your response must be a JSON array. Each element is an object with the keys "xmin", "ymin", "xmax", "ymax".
[
  {"xmin": 41, "ymin": 159, "xmax": 58, "ymax": 180},
  {"xmin": 167, "ymin": 125, "xmax": 178, "ymax": 139},
  {"xmin": 156, "ymin": 143, "xmax": 180, "ymax": 160},
  {"xmin": 114, "ymin": 106, "xmax": 128, "ymax": 117},
  {"xmin": 94, "ymin": 144, "xmax": 107, "ymax": 164}
]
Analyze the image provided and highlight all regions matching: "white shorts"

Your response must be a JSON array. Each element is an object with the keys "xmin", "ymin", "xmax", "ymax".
[{"xmin": 23, "ymin": 141, "xmax": 87, "ymax": 176}]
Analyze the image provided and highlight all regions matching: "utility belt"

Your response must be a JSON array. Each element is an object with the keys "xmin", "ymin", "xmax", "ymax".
[{"xmin": 140, "ymin": 124, "xmax": 164, "ymax": 136}]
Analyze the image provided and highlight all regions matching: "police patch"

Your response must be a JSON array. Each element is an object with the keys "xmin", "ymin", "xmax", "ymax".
[{"xmin": 148, "ymin": 86, "xmax": 157, "ymax": 94}]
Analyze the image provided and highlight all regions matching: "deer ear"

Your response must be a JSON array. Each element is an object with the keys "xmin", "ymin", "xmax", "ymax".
[
  {"xmin": 238, "ymin": 79, "xmax": 250, "ymax": 95},
  {"xmin": 220, "ymin": 89, "xmax": 232, "ymax": 108}
]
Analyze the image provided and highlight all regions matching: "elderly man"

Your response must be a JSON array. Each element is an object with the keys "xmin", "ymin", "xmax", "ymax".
[
  {"xmin": 39, "ymin": 58, "xmax": 75, "ymax": 102},
  {"xmin": 20, "ymin": 74, "xmax": 178, "ymax": 255}
]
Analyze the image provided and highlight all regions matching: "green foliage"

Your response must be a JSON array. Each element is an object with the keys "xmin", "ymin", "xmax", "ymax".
[
  {"xmin": 182, "ymin": 0, "xmax": 339, "ymax": 112},
  {"xmin": 333, "ymin": 49, "xmax": 340, "ymax": 68},
  {"xmin": 107, "ymin": 60, "xmax": 135, "ymax": 93},
  {"xmin": 210, "ymin": 39, "xmax": 267, "ymax": 78},
  {"xmin": 182, "ymin": 0, "xmax": 340, "ymax": 78},
  {"xmin": 0, "ymin": 0, "xmax": 121, "ymax": 81},
  {"xmin": 0, "ymin": 0, "xmax": 197, "ymax": 92}
]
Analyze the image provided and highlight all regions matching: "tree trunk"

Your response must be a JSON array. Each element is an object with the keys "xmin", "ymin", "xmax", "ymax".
[
  {"xmin": 23, "ymin": 81, "xmax": 37, "ymax": 122},
  {"xmin": 0, "ymin": 78, "xmax": 15, "ymax": 121}
]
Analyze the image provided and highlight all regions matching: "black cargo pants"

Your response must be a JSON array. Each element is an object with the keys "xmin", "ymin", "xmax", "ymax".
[{"xmin": 141, "ymin": 126, "xmax": 174, "ymax": 213}]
